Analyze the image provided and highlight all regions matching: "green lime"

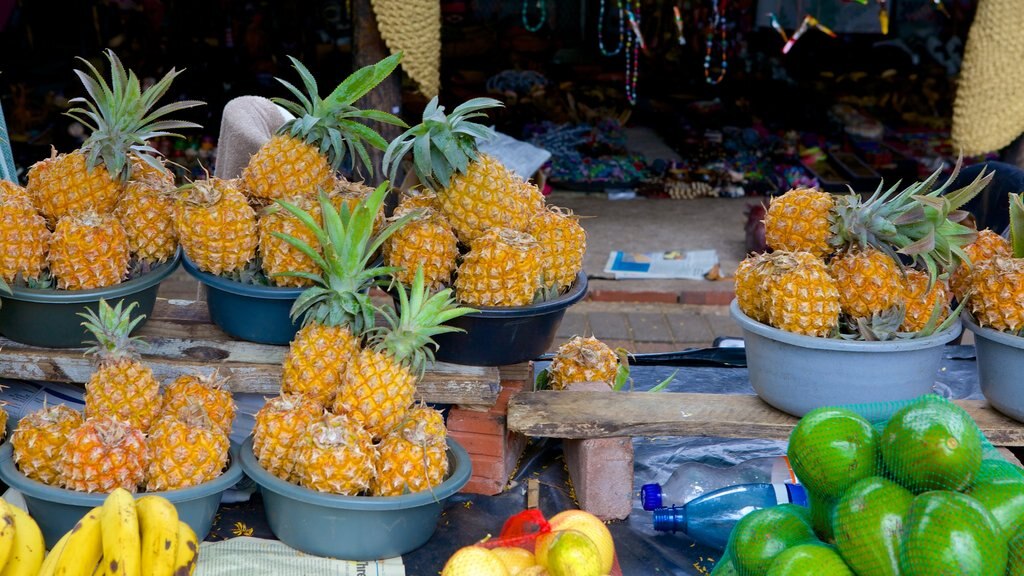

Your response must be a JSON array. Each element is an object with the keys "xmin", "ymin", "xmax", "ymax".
[
  {"xmin": 727, "ymin": 504, "xmax": 817, "ymax": 576},
  {"xmin": 710, "ymin": 556, "xmax": 739, "ymax": 576},
  {"xmin": 833, "ymin": 476, "xmax": 913, "ymax": 576},
  {"xmin": 765, "ymin": 542, "xmax": 853, "ymax": 576},
  {"xmin": 1009, "ymin": 528, "xmax": 1024, "ymax": 576},
  {"xmin": 899, "ymin": 491, "xmax": 1007, "ymax": 576},
  {"xmin": 807, "ymin": 490, "xmax": 836, "ymax": 544},
  {"xmin": 788, "ymin": 407, "xmax": 878, "ymax": 499},
  {"xmin": 968, "ymin": 473, "xmax": 1024, "ymax": 542}
]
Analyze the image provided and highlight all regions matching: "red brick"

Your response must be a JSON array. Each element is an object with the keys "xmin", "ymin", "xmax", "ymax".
[
  {"xmin": 450, "ymin": 431, "xmax": 506, "ymax": 458},
  {"xmin": 632, "ymin": 342, "xmax": 679, "ymax": 354},
  {"xmin": 462, "ymin": 476, "xmax": 505, "ymax": 496},
  {"xmin": 504, "ymin": 430, "xmax": 528, "ymax": 478},
  {"xmin": 447, "ymin": 409, "xmax": 505, "ymax": 435},
  {"xmin": 466, "ymin": 454, "xmax": 506, "ymax": 479},
  {"xmin": 703, "ymin": 291, "xmax": 736, "ymax": 306},
  {"xmin": 491, "ymin": 384, "xmax": 523, "ymax": 415},
  {"xmin": 677, "ymin": 290, "xmax": 736, "ymax": 305},
  {"xmin": 586, "ymin": 290, "xmax": 678, "ymax": 304}
]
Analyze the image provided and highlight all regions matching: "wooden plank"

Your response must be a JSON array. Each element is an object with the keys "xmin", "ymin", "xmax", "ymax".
[{"xmin": 507, "ymin": 391, "xmax": 1024, "ymax": 447}]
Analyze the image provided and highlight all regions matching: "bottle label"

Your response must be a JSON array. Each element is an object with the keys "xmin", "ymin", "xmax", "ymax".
[
  {"xmin": 773, "ymin": 483, "xmax": 809, "ymax": 507},
  {"xmin": 771, "ymin": 456, "xmax": 798, "ymax": 485}
]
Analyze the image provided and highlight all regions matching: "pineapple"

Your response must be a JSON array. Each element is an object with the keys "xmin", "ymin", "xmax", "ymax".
[
  {"xmin": 11, "ymin": 404, "xmax": 83, "ymax": 486},
  {"xmin": 174, "ymin": 178, "xmax": 257, "ymax": 275},
  {"xmin": 383, "ymin": 204, "xmax": 458, "ymax": 290},
  {"xmin": 48, "ymin": 211, "xmax": 130, "ymax": 290},
  {"xmin": 26, "ymin": 50, "xmax": 201, "ymax": 222},
  {"xmin": 81, "ymin": 299, "xmax": 162, "ymax": 433},
  {"xmin": 529, "ymin": 206, "xmax": 587, "ymax": 293},
  {"xmin": 764, "ymin": 189, "xmax": 835, "ymax": 258},
  {"xmin": 950, "ymin": 229, "xmax": 1011, "ymax": 301},
  {"xmin": 0, "ymin": 187, "xmax": 49, "ymax": 283},
  {"xmin": 295, "ymin": 413, "xmax": 376, "ymax": 495},
  {"xmin": 454, "ymin": 227, "xmax": 543, "ymax": 307},
  {"xmin": 547, "ymin": 336, "xmax": 619, "ymax": 390},
  {"xmin": 901, "ymin": 269, "xmax": 950, "ymax": 333},
  {"xmin": 114, "ymin": 178, "xmax": 178, "ymax": 262},
  {"xmin": 328, "ymin": 179, "xmax": 385, "ymax": 236},
  {"xmin": 58, "ymin": 416, "xmax": 148, "ymax": 493},
  {"xmin": 735, "ymin": 252, "xmax": 772, "ymax": 323},
  {"xmin": 374, "ymin": 405, "xmax": 449, "ymax": 497},
  {"xmin": 258, "ymin": 196, "xmax": 322, "ymax": 287},
  {"xmin": 763, "ymin": 251, "xmax": 841, "ymax": 337},
  {"xmin": 161, "ymin": 372, "xmax": 236, "ymax": 436},
  {"xmin": 252, "ymin": 393, "xmax": 323, "ymax": 482},
  {"xmin": 280, "ymin": 324, "xmax": 360, "ymax": 405},
  {"xmin": 129, "ymin": 156, "xmax": 176, "ymax": 188},
  {"xmin": 242, "ymin": 54, "xmax": 405, "ymax": 203},
  {"xmin": 968, "ymin": 194, "xmax": 1024, "ymax": 333},
  {"xmin": 147, "ymin": 403, "xmax": 230, "ymax": 491},
  {"xmin": 383, "ymin": 97, "xmax": 545, "ymax": 244},
  {"xmin": 829, "ymin": 247, "xmax": 905, "ymax": 320}
]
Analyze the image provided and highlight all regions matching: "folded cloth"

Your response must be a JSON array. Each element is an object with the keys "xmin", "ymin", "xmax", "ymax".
[
  {"xmin": 196, "ymin": 537, "xmax": 405, "ymax": 575},
  {"xmin": 214, "ymin": 96, "xmax": 287, "ymax": 180}
]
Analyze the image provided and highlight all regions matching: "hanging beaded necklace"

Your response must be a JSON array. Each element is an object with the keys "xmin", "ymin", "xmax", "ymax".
[
  {"xmin": 624, "ymin": 0, "xmax": 641, "ymax": 105},
  {"xmin": 522, "ymin": 0, "xmax": 546, "ymax": 33},
  {"xmin": 597, "ymin": 0, "xmax": 625, "ymax": 57},
  {"xmin": 704, "ymin": 0, "xmax": 728, "ymax": 85}
]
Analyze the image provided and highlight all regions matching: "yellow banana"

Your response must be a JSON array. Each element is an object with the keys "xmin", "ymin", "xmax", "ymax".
[
  {"xmin": 53, "ymin": 506, "xmax": 104, "ymax": 576},
  {"xmin": 35, "ymin": 529, "xmax": 71, "ymax": 576},
  {"xmin": 135, "ymin": 497, "xmax": 178, "ymax": 576},
  {"xmin": 0, "ymin": 498, "xmax": 18, "ymax": 570},
  {"xmin": 99, "ymin": 489, "xmax": 141, "ymax": 576},
  {"xmin": 171, "ymin": 521, "xmax": 199, "ymax": 576},
  {"xmin": 0, "ymin": 504, "xmax": 46, "ymax": 576}
]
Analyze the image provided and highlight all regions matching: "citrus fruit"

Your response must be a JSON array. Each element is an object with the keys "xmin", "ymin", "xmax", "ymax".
[
  {"xmin": 543, "ymin": 529, "xmax": 603, "ymax": 576},
  {"xmin": 765, "ymin": 542, "xmax": 854, "ymax": 576},
  {"xmin": 788, "ymin": 407, "xmax": 878, "ymax": 499},
  {"xmin": 899, "ymin": 491, "xmax": 1007, "ymax": 576},
  {"xmin": 973, "ymin": 458, "xmax": 1024, "ymax": 485},
  {"xmin": 807, "ymin": 490, "xmax": 836, "ymax": 543},
  {"xmin": 727, "ymin": 503, "xmax": 817, "ymax": 576},
  {"xmin": 968, "ymin": 473, "xmax": 1024, "ymax": 541},
  {"xmin": 518, "ymin": 567, "xmax": 548, "ymax": 576},
  {"xmin": 537, "ymin": 510, "xmax": 615, "ymax": 574},
  {"xmin": 491, "ymin": 546, "xmax": 538, "ymax": 575},
  {"xmin": 833, "ymin": 476, "xmax": 913, "ymax": 576},
  {"xmin": 709, "ymin": 556, "xmax": 739, "ymax": 576},
  {"xmin": 442, "ymin": 546, "xmax": 511, "ymax": 576},
  {"xmin": 1009, "ymin": 528, "xmax": 1024, "ymax": 576},
  {"xmin": 880, "ymin": 396, "xmax": 983, "ymax": 492}
]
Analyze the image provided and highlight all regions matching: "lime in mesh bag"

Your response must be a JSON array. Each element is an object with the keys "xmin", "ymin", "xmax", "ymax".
[{"xmin": 711, "ymin": 393, "xmax": 1024, "ymax": 576}]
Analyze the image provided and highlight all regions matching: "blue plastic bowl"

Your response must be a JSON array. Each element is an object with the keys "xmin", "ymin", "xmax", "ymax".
[
  {"xmin": 963, "ymin": 312, "xmax": 1024, "ymax": 423},
  {"xmin": 238, "ymin": 434, "xmax": 471, "ymax": 560},
  {"xmin": 0, "ymin": 441, "xmax": 244, "ymax": 548}
]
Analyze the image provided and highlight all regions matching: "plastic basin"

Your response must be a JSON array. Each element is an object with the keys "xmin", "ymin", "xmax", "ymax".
[
  {"xmin": 238, "ymin": 434, "xmax": 471, "ymax": 560},
  {"xmin": 963, "ymin": 313, "xmax": 1024, "ymax": 422},
  {"xmin": 0, "ymin": 441, "xmax": 243, "ymax": 548},
  {"xmin": 431, "ymin": 272, "xmax": 589, "ymax": 366},
  {"xmin": 730, "ymin": 300, "xmax": 962, "ymax": 417},
  {"xmin": 0, "ymin": 251, "xmax": 181, "ymax": 348}
]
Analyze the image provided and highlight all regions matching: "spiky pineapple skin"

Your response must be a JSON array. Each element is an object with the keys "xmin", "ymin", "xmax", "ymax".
[
  {"xmin": 383, "ymin": 207, "xmax": 458, "ymax": 290},
  {"xmin": 27, "ymin": 150, "xmax": 123, "ymax": 222},
  {"xmin": 174, "ymin": 179, "xmax": 257, "ymax": 275},
  {"xmin": 115, "ymin": 180, "xmax": 178, "ymax": 262},
  {"xmin": 84, "ymin": 359, "xmax": 162, "ymax": 434},
  {"xmin": 295, "ymin": 413, "xmax": 376, "ymax": 495},
  {"xmin": 333, "ymin": 347, "xmax": 415, "ymax": 441},
  {"xmin": 829, "ymin": 248, "xmax": 905, "ymax": 319},
  {"xmin": 764, "ymin": 189, "xmax": 834, "ymax": 258},
  {"xmin": 373, "ymin": 406, "xmax": 449, "ymax": 497},
  {"xmin": 763, "ymin": 251, "xmax": 841, "ymax": 337},
  {"xmin": 900, "ymin": 269, "xmax": 950, "ymax": 332},
  {"xmin": 454, "ymin": 227, "xmax": 543, "ymax": 307},
  {"xmin": 146, "ymin": 411, "xmax": 230, "ymax": 491},
  {"xmin": 242, "ymin": 135, "xmax": 334, "ymax": 203},
  {"xmin": 161, "ymin": 375, "xmax": 236, "ymax": 436},
  {"xmin": 258, "ymin": 199, "xmax": 322, "ymax": 287},
  {"xmin": 58, "ymin": 417, "xmax": 148, "ymax": 493},
  {"xmin": 529, "ymin": 206, "xmax": 587, "ymax": 292},
  {"xmin": 951, "ymin": 229, "xmax": 1011, "ymax": 302},
  {"xmin": 548, "ymin": 336, "xmax": 618, "ymax": 390},
  {"xmin": 735, "ymin": 253, "xmax": 772, "ymax": 323},
  {"xmin": 11, "ymin": 405, "xmax": 83, "ymax": 486},
  {"xmin": 48, "ymin": 211, "xmax": 130, "ymax": 290},
  {"xmin": 253, "ymin": 394, "xmax": 323, "ymax": 482},
  {"xmin": 281, "ymin": 324, "xmax": 360, "ymax": 405},
  {"xmin": 968, "ymin": 257, "xmax": 1024, "ymax": 333},
  {"xmin": 0, "ymin": 192, "xmax": 49, "ymax": 282}
]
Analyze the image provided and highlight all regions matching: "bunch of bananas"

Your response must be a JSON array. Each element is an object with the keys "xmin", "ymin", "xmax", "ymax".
[
  {"xmin": 0, "ymin": 498, "xmax": 45, "ymax": 576},
  {"xmin": 39, "ymin": 489, "xmax": 199, "ymax": 576}
]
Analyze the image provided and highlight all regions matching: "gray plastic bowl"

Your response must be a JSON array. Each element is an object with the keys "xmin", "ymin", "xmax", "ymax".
[
  {"xmin": 963, "ymin": 312, "xmax": 1024, "ymax": 422},
  {"xmin": 730, "ymin": 300, "xmax": 962, "ymax": 417},
  {"xmin": 238, "ymin": 434, "xmax": 471, "ymax": 560},
  {"xmin": 0, "ymin": 441, "xmax": 243, "ymax": 548},
  {"xmin": 0, "ymin": 250, "xmax": 181, "ymax": 348}
]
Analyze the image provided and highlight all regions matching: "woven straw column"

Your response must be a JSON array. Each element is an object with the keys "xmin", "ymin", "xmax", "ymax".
[{"xmin": 369, "ymin": 0, "xmax": 441, "ymax": 98}]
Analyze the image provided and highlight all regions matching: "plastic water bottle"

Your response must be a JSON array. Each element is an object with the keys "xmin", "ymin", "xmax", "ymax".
[
  {"xmin": 640, "ymin": 455, "xmax": 797, "ymax": 511},
  {"xmin": 651, "ymin": 483, "xmax": 808, "ymax": 550}
]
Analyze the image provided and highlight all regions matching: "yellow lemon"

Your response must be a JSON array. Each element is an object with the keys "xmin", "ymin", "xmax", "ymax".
[
  {"xmin": 491, "ymin": 546, "xmax": 538, "ymax": 575},
  {"xmin": 545, "ymin": 530, "xmax": 603, "ymax": 576},
  {"xmin": 442, "ymin": 546, "xmax": 511, "ymax": 576},
  {"xmin": 543, "ymin": 510, "xmax": 616, "ymax": 573},
  {"xmin": 518, "ymin": 567, "xmax": 548, "ymax": 576}
]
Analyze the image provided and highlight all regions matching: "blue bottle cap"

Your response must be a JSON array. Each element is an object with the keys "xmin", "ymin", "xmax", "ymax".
[
  {"xmin": 785, "ymin": 483, "xmax": 809, "ymax": 507},
  {"xmin": 640, "ymin": 483, "xmax": 664, "ymax": 510}
]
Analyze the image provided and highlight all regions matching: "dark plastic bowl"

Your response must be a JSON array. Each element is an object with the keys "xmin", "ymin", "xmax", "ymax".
[
  {"xmin": 0, "ymin": 251, "xmax": 181, "ymax": 348},
  {"xmin": 239, "ymin": 434, "xmax": 471, "ymax": 560},
  {"xmin": 430, "ymin": 272, "xmax": 589, "ymax": 366},
  {"xmin": 181, "ymin": 254, "xmax": 304, "ymax": 345},
  {"xmin": 963, "ymin": 312, "xmax": 1024, "ymax": 423},
  {"xmin": 0, "ymin": 441, "xmax": 243, "ymax": 548}
]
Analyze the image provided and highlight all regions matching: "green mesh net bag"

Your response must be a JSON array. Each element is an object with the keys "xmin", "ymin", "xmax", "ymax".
[{"xmin": 711, "ymin": 393, "xmax": 1024, "ymax": 576}]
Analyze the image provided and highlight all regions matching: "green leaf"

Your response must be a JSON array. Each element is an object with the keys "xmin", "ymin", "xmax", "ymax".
[
  {"xmin": 1010, "ymin": 193, "xmax": 1024, "ymax": 258},
  {"xmin": 649, "ymin": 370, "xmax": 678, "ymax": 393},
  {"xmin": 327, "ymin": 52, "xmax": 403, "ymax": 106}
]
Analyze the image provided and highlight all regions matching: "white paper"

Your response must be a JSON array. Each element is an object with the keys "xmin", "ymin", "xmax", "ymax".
[
  {"xmin": 476, "ymin": 131, "xmax": 552, "ymax": 180},
  {"xmin": 196, "ymin": 537, "xmax": 405, "ymax": 576},
  {"xmin": 603, "ymin": 249, "xmax": 719, "ymax": 280}
]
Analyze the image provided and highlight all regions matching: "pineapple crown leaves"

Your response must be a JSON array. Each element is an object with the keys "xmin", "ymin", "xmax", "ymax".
[
  {"xmin": 383, "ymin": 96, "xmax": 504, "ymax": 193},
  {"xmin": 77, "ymin": 298, "xmax": 148, "ymax": 362},
  {"xmin": 274, "ymin": 182, "xmax": 415, "ymax": 335},
  {"xmin": 1010, "ymin": 193, "xmax": 1024, "ymax": 258},
  {"xmin": 272, "ymin": 53, "xmax": 407, "ymax": 176},
  {"xmin": 369, "ymin": 266, "xmax": 477, "ymax": 378},
  {"xmin": 66, "ymin": 50, "xmax": 204, "ymax": 182}
]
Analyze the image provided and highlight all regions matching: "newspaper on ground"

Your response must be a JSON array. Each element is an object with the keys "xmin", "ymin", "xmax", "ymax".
[
  {"xmin": 197, "ymin": 537, "xmax": 405, "ymax": 576},
  {"xmin": 603, "ymin": 249, "xmax": 719, "ymax": 280},
  {"xmin": 476, "ymin": 130, "xmax": 552, "ymax": 180}
]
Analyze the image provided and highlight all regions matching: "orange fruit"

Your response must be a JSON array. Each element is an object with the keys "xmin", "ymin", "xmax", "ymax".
[
  {"xmin": 442, "ymin": 546, "xmax": 511, "ymax": 576},
  {"xmin": 544, "ymin": 529, "xmax": 603, "ymax": 576},
  {"xmin": 491, "ymin": 546, "xmax": 538, "ymax": 575},
  {"xmin": 536, "ymin": 510, "xmax": 616, "ymax": 574}
]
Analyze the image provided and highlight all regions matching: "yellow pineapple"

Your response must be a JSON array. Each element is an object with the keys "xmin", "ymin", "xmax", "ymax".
[
  {"xmin": 48, "ymin": 211, "xmax": 130, "ymax": 290},
  {"xmin": 11, "ymin": 404, "xmax": 83, "ymax": 486},
  {"xmin": 547, "ymin": 336, "xmax": 619, "ymax": 390},
  {"xmin": 146, "ymin": 403, "xmax": 230, "ymax": 491},
  {"xmin": 252, "ymin": 393, "xmax": 323, "ymax": 482},
  {"xmin": 383, "ymin": 205, "xmax": 458, "ymax": 290},
  {"xmin": 295, "ymin": 413, "xmax": 376, "ymax": 495},
  {"xmin": 114, "ymin": 179, "xmax": 178, "ymax": 262},
  {"xmin": 764, "ymin": 189, "xmax": 835, "ymax": 258},
  {"xmin": 0, "ymin": 179, "xmax": 32, "ymax": 203},
  {"xmin": 80, "ymin": 299, "xmax": 162, "ymax": 433},
  {"xmin": 763, "ymin": 251, "xmax": 841, "ymax": 337},
  {"xmin": 26, "ymin": 50, "xmax": 201, "ymax": 222},
  {"xmin": 396, "ymin": 190, "xmax": 438, "ymax": 211},
  {"xmin": 280, "ymin": 324, "xmax": 360, "ymax": 405},
  {"xmin": 950, "ymin": 229, "xmax": 1011, "ymax": 301},
  {"xmin": 901, "ymin": 269, "xmax": 950, "ymax": 333},
  {"xmin": 528, "ymin": 206, "xmax": 587, "ymax": 293},
  {"xmin": 383, "ymin": 97, "xmax": 544, "ymax": 244},
  {"xmin": 161, "ymin": 372, "xmax": 236, "ymax": 436},
  {"xmin": 130, "ymin": 156, "xmax": 176, "ymax": 188},
  {"xmin": 328, "ymin": 179, "xmax": 385, "ymax": 236},
  {"xmin": 242, "ymin": 54, "xmax": 404, "ymax": 203},
  {"xmin": 829, "ymin": 247, "xmax": 905, "ymax": 320},
  {"xmin": 374, "ymin": 405, "xmax": 449, "ymax": 496},
  {"xmin": 258, "ymin": 196, "xmax": 322, "ymax": 287},
  {"xmin": 968, "ymin": 194, "xmax": 1024, "ymax": 333},
  {"xmin": 174, "ymin": 178, "xmax": 257, "ymax": 275},
  {"xmin": 58, "ymin": 416, "xmax": 148, "ymax": 493},
  {"xmin": 454, "ymin": 227, "xmax": 543, "ymax": 307},
  {"xmin": 734, "ymin": 252, "xmax": 772, "ymax": 323},
  {"xmin": 0, "ymin": 188, "xmax": 49, "ymax": 283}
]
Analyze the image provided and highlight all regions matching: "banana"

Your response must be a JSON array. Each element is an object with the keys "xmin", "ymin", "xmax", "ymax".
[
  {"xmin": 53, "ymin": 506, "xmax": 104, "ymax": 576},
  {"xmin": 0, "ymin": 504, "xmax": 46, "ymax": 576},
  {"xmin": 135, "ymin": 497, "xmax": 178, "ymax": 576},
  {"xmin": 171, "ymin": 521, "xmax": 199, "ymax": 576},
  {"xmin": 0, "ymin": 498, "xmax": 17, "ymax": 570},
  {"xmin": 99, "ymin": 489, "xmax": 141, "ymax": 576},
  {"xmin": 35, "ymin": 530, "xmax": 71, "ymax": 576}
]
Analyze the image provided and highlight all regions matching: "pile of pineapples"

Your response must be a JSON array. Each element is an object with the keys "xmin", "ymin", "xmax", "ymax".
[
  {"xmin": 9, "ymin": 300, "xmax": 235, "ymax": 493},
  {"xmin": 0, "ymin": 51, "xmax": 202, "ymax": 291},
  {"xmin": 737, "ymin": 163, "xmax": 991, "ymax": 339}
]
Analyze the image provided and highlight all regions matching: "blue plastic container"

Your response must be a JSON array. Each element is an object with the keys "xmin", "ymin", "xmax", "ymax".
[
  {"xmin": 0, "ymin": 441, "xmax": 244, "ymax": 548},
  {"xmin": 963, "ymin": 312, "xmax": 1024, "ymax": 423},
  {"xmin": 238, "ymin": 434, "xmax": 471, "ymax": 560}
]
